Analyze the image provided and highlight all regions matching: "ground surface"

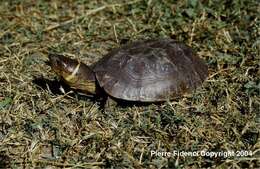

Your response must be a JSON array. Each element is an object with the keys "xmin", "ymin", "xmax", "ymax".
[{"xmin": 0, "ymin": 0, "xmax": 259, "ymax": 168}]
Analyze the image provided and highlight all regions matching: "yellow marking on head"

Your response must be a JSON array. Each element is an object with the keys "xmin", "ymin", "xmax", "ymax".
[{"xmin": 65, "ymin": 62, "xmax": 81, "ymax": 82}]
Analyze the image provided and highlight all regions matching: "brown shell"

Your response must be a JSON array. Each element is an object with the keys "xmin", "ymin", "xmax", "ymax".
[{"xmin": 93, "ymin": 39, "xmax": 208, "ymax": 102}]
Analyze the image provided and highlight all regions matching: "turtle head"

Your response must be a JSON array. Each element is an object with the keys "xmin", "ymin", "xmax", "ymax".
[{"xmin": 48, "ymin": 54, "xmax": 96, "ymax": 95}]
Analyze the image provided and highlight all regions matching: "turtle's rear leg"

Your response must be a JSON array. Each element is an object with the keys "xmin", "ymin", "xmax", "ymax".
[{"xmin": 105, "ymin": 96, "xmax": 117, "ymax": 112}]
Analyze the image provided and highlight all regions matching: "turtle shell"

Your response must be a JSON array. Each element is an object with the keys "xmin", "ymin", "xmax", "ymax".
[{"xmin": 93, "ymin": 39, "xmax": 208, "ymax": 102}]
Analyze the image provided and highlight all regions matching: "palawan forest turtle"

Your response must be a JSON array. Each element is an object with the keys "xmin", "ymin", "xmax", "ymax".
[{"xmin": 48, "ymin": 38, "xmax": 208, "ymax": 103}]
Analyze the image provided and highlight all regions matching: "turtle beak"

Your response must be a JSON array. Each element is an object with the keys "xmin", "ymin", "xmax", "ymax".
[{"xmin": 48, "ymin": 54, "xmax": 61, "ymax": 68}]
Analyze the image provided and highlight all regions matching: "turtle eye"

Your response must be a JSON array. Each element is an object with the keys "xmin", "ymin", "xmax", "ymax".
[
  {"xmin": 60, "ymin": 60, "xmax": 68, "ymax": 68},
  {"xmin": 57, "ymin": 59, "xmax": 68, "ymax": 70},
  {"xmin": 55, "ymin": 57, "xmax": 68, "ymax": 69}
]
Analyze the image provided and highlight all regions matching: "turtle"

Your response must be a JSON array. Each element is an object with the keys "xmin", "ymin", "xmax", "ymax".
[{"xmin": 48, "ymin": 38, "xmax": 208, "ymax": 105}]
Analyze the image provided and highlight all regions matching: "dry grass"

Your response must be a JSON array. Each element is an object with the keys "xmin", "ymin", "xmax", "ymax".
[{"xmin": 0, "ymin": 0, "xmax": 259, "ymax": 168}]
